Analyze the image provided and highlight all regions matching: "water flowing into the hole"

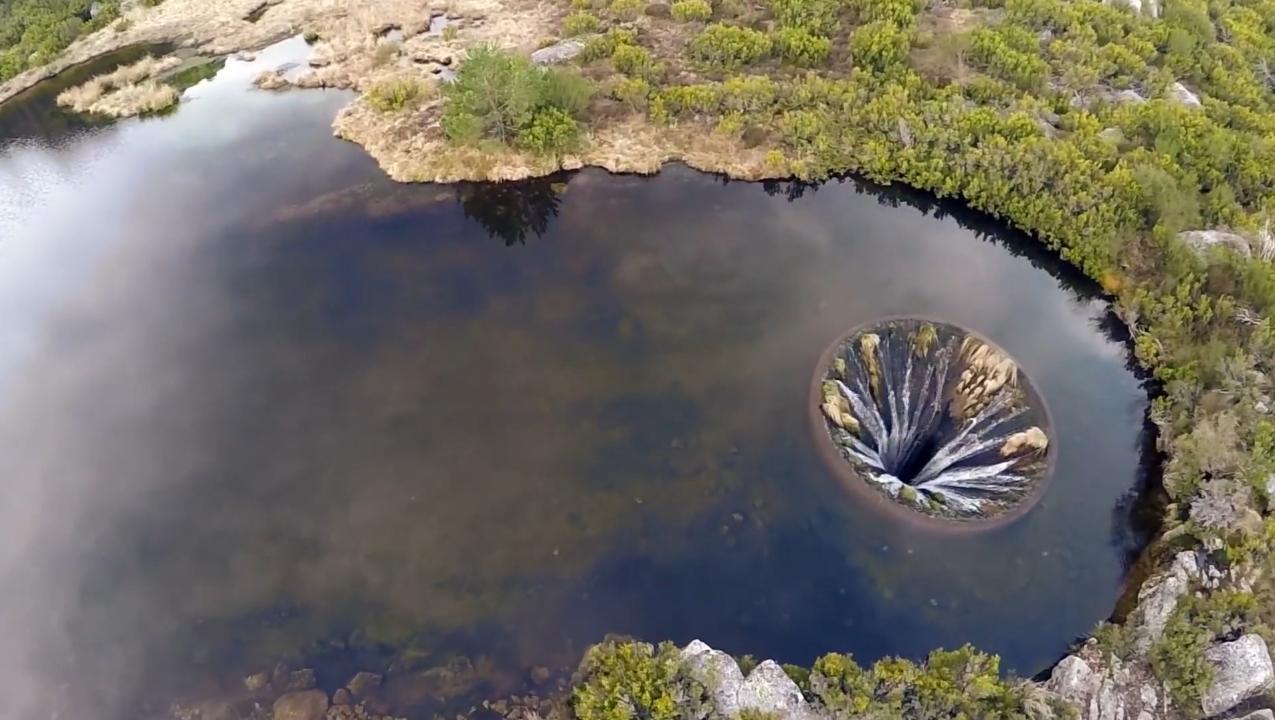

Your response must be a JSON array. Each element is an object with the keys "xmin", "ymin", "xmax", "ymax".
[{"xmin": 816, "ymin": 319, "xmax": 1053, "ymax": 522}]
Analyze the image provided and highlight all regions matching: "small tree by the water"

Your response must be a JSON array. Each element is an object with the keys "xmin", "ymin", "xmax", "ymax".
[{"xmin": 441, "ymin": 45, "xmax": 592, "ymax": 156}]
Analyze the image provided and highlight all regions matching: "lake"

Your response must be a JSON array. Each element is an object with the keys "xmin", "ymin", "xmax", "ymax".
[{"xmin": 0, "ymin": 39, "xmax": 1156, "ymax": 720}]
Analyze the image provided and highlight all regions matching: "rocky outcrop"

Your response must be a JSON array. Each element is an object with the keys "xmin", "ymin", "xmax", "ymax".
[
  {"xmin": 530, "ymin": 38, "xmax": 586, "ymax": 65},
  {"xmin": 1180, "ymin": 229, "xmax": 1253, "ymax": 258},
  {"xmin": 680, "ymin": 640, "xmax": 819, "ymax": 720},
  {"xmin": 1044, "ymin": 647, "xmax": 1167, "ymax": 720},
  {"xmin": 1132, "ymin": 551, "xmax": 1199, "ymax": 653},
  {"xmin": 1201, "ymin": 634, "xmax": 1274, "ymax": 716},
  {"xmin": 1169, "ymin": 81, "xmax": 1203, "ymax": 107}
]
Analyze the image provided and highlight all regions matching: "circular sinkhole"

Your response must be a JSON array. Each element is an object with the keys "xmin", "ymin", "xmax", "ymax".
[{"xmin": 811, "ymin": 318, "xmax": 1055, "ymax": 527}]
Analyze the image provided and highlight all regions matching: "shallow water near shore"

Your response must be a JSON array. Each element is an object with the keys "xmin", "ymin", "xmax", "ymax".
[{"xmin": 0, "ymin": 46, "xmax": 1154, "ymax": 719}]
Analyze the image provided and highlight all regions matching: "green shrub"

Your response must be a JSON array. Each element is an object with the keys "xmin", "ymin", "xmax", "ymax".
[
  {"xmin": 769, "ymin": 0, "xmax": 839, "ymax": 34},
  {"xmin": 612, "ymin": 76, "xmax": 652, "ymax": 110},
  {"xmin": 969, "ymin": 26, "xmax": 1049, "ymax": 90},
  {"xmin": 849, "ymin": 20, "xmax": 914, "ymax": 71},
  {"xmin": 611, "ymin": 43, "xmax": 662, "ymax": 79},
  {"xmin": 580, "ymin": 28, "xmax": 638, "ymax": 61},
  {"xmin": 572, "ymin": 642, "xmax": 681, "ymax": 720},
  {"xmin": 847, "ymin": 0, "xmax": 919, "ymax": 24},
  {"xmin": 0, "ymin": 0, "xmax": 124, "ymax": 83},
  {"xmin": 518, "ymin": 107, "xmax": 582, "ymax": 154},
  {"xmin": 772, "ymin": 27, "xmax": 831, "ymax": 66},
  {"xmin": 688, "ymin": 24, "xmax": 772, "ymax": 70},
  {"xmin": 610, "ymin": 0, "xmax": 645, "ymax": 19},
  {"xmin": 441, "ymin": 45, "xmax": 591, "ymax": 152},
  {"xmin": 719, "ymin": 75, "xmax": 777, "ymax": 112},
  {"xmin": 563, "ymin": 12, "xmax": 601, "ymax": 35},
  {"xmin": 650, "ymin": 83, "xmax": 719, "ymax": 121},
  {"xmin": 365, "ymin": 76, "xmax": 428, "ymax": 112},
  {"xmin": 671, "ymin": 0, "xmax": 713, "ymax": 21},
  {"xmin": 808, "ymin": 647, "xmax": 1036, "ymax": 718}
]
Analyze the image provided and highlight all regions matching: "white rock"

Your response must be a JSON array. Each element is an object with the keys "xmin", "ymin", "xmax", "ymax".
[
  {"xmin": 680, "ymin": 639, "xmax": 745, "ymax": 718},
  {"xmin": 1238, "ymin": 710, "xmax": 1275, "ymax": 720},
  {"xmin": 1179, "ymin": 229, "xmax": 1252, "ymax": 258},
  {"xmin": 1047, "ymin": 655, "xmax": 1094, "ymax": 703},
  {"xmin": 1202, "ymin": 635, "xmax": 1275, "ymax": 716},
  {"xmin": 680, "ymin": 641, "xmax": 816, "ymax": 720},
  {"xmin": 1132, "ymin": 552, "xmax": 1196, "ymax": 653},
  {"xmin": 1169, "ymin": 81, "xmax": 1202, "ymax": 107},
  {"xmin": 737, "ymin": 661, "xmax": 808, "ymax": 717},
  {"xmin": 530, "ymin": 38, "xmax": 585, "ymax": 65}
]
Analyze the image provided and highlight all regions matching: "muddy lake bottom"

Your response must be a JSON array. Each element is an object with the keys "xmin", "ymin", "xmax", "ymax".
[{"xmin": 0, "ymin": 44, "xmax": 1156, "ymax": 719}]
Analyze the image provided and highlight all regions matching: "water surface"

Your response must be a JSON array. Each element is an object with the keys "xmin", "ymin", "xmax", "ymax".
[{"xmin": 0, "ymin": 43, "xmax": 1154, "ymax": 720}]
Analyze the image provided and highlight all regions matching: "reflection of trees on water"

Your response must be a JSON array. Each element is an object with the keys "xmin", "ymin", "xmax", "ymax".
[
  {"xmin": 761, "ymin": 175, "xmax": 1096, "ymax": 293},
  {"xmin": 457, "ymin": 177, "xmax": 565, "ymax": 246}
]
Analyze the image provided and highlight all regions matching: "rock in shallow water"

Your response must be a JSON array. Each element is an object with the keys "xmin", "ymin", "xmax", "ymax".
[
  {"xmin": 273, "ymin": 689, "xmax": 329, "ymax": 720},
  {"xmin": 1202, "ymin": 634, "xmax": 1274, "ymax": 716}
]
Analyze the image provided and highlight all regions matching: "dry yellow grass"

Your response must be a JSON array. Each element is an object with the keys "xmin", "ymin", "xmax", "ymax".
[{"xmin": 56, "ymin": 55, "xmax": 182, "ymax": 116}]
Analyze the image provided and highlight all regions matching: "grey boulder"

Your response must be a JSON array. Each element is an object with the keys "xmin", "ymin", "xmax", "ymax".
[{"xmin": 1202, "ymin": 635, "xmax": 1274, "ymax": 716}]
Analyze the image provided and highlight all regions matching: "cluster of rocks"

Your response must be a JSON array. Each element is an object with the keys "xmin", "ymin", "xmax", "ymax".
[
  {"xmin": 680, "ymin": 640, "xmax": 822, "ymax": 720},
  {"xmin": 239, "ymin": 667, "xmax": 396, "ymax": 720},
  {"xmin": 1045, "ymin": 551, "xmax": 1274, "ymax": 720}
]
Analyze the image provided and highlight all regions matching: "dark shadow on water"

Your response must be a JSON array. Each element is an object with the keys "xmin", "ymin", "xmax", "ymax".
[{"xmin": 458, "ymin": 176, "xmax": 568, "ymax": 246}]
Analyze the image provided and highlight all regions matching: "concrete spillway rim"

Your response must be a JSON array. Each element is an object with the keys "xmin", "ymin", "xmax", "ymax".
[{"xmin": 808, "ymin": 316, "xmax": 1058, "ymax": 534}]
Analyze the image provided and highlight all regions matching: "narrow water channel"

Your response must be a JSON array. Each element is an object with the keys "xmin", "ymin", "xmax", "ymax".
[{"xmin": 0, "ymin": 42, "xmax": 1155, "ymax": 720}]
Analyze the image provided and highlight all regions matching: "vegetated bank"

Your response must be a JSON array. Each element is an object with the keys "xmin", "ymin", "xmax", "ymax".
[{"xmin": 5, "ymin": 0, "xmax": 1275, "ymax": 715}]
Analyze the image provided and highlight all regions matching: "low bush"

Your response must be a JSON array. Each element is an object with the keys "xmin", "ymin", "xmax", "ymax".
[
  {"xmin": 772, "ymin": 27, "xmax": 831, "ymax": 66},
  {"xmin": 688, "ymin": 24, "xmax": 772, "ymax": 70},
  {"xmin": 580, "ymin": 28, "xmax": 638, "ymax": 62},
  {"xmin": 563, "ymin": 12, "xmax": 601, "ymax": 35},
  {"xmin": 610, "ymin": 0, "xmax": 645, "ymax": 19},
  {"xmin": 611, "ymin": 43, "xmax": 662, "ymax": 79},
  {"xmin": 365, "ymin": 76, "xmax": 428, "ymax": 112},
  {"xmin": 671, "ymin": 0, "xmax": 713, "ymax": 22},
  {"xmin": 769, "ymin": 0, "xmax": 839, "ymax": 34},
  {"xmin": 518, "ymin": 107, "xmax": 582, "ymax": 154},
  {"xmin": 849, "ymin": 20, "xmax": 914, "ymax": 72},
  {"xmin": 611, "ymin": 76, "xmax": 652, "ymax": 110},
  {"xmin": 572, "ymin": 642, "xmax": 681, "ymax": 720}
]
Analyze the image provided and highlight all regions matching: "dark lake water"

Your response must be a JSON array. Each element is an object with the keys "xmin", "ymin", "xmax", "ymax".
[{"xmin": 0, "ymin": 39, "xmax": 1155, "ymax": 720}]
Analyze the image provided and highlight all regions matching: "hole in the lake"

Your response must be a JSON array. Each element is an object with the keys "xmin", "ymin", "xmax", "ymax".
[
  {"xmin": 813, "ymin": 318, "xmax": 1054, "ymax": 525},
  {"xmin": 0, "ymin": 43, "xmax": 1159, "ymax": 718}
]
